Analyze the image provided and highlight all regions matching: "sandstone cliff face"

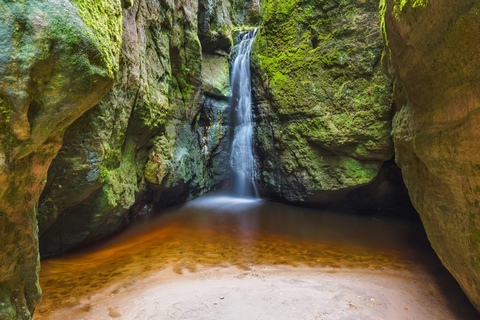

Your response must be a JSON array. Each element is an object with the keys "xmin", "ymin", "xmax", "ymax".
[
  {"xmin": 381, "ymin": 0, "xmax": 480, "ymax": 311},
  {"xmin": 0, "ymin": 0, "xmax": 123, "ymax": 318},
  {"xmin": 250, "ymin": 0, "xmax": 395, "ymax": 205}
]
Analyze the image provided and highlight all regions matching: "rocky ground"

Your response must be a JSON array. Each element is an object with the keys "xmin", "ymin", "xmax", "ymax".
[{"xmin": 34, "ymin": 264, "xmax": 478, "ymax": 320}]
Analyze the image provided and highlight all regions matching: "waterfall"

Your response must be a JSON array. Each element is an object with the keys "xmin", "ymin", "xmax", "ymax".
[{"xmin": 230, "ymin": 29, "xmax": 258, "ymax": 198}]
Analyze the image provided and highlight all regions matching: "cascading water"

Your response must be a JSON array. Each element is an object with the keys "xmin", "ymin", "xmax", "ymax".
[{"xmin": 230, "ymin": 29, "xmax": 258, "ymax": 198}]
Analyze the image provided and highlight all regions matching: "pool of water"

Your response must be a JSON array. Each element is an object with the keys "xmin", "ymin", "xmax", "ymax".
[{"xmin": 35, "ymin": 192, "xmax": 477, "ymax": 318}]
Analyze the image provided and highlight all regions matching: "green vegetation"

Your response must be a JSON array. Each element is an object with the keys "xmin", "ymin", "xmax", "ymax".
[
  {"xmin": 0, "ymin": 1, "xmax": 124, "ymax": 317},
  {"xmin": 72, "ymin": 0, "xmax": 123, "ymax": 77},
  {"xmin": 392, "ymin": 0, "xmax": 429, "ymax": 13},
  {"xmin": 255, "ymin": 0, "xmax": 390, "ymax": 115}
]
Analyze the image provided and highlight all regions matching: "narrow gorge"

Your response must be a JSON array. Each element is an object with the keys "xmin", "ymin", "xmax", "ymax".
[{"xmin": 1, "ymin": 0, "xmax": 480, "ymax": 319}]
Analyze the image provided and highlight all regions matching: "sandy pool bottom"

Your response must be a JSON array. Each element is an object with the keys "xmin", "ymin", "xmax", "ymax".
[{"xmin": 34, "ymin": 264, "xmax": 477, "ymax": 320}]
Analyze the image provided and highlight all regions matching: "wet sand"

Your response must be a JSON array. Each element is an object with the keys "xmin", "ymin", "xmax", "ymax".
[
  {"xmin": 35, "ymin": 264, "xmax": 478, "ymax": 320},
  {"xmin": 34, "ymin": 194, "xmax": 479, "ymax": 319}
]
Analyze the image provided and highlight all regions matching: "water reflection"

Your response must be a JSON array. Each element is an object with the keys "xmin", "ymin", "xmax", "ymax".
[{"xmin": 36, "ymin": 192, "xmax": 454, "ymax": 316}]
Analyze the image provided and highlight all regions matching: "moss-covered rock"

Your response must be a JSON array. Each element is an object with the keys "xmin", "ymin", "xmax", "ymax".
[
  {"xmin": 231, "ymin": 0, "xmax": 261, "ymax": 25},
  {"xmin": 143, "ymin": 0, "xmax": 232, "ymax": 207},
  {"xmin": 202, "ymin": 53, "xmax": 231, "ymax": 98},
  {"xmin": 37, "ymin": 0, "xmax": 159, "ymax": 256},
  {"xmin": 250, "ymin": 0, "xmax": 393, "ymax": 204},
  {"xmin": 381, "ymin": 0, "xmax": 480, "ymax": 311},
  {"xmin": 197, "ymin": 0, "xmax": 262, "ymax": 55},
  {"xmin": 0, "ymin": 0, "xmax": 122, "ymax": 318},
  {"xmin": 200, "ymin": 98, "xmax": 231, "ymax": 186}
]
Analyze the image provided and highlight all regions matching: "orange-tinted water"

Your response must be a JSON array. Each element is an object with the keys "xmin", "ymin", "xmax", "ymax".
[{"xmin": 35, "ymin": 193, "xmax": 473, "ymax": 317}]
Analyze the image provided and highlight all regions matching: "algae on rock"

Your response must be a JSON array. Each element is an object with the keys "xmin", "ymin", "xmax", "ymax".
[
  {"xmin": 0, "ymin": 0, "xmax": 122, "ymax": 318},
  {"xmin": 250, "ymin": 0, "xmax": 394, "ymax": 204}
]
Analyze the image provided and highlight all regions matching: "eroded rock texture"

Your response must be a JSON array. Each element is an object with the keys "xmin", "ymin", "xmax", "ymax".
[
  {"xmin": 251, "ymin": 0, "xmax": 394, "ymax": 204},
  {"xmin": 0, "ymin": 0, "xmax": 122, "ymax": 318},
  {"xmin": 381, "ymin": 0, "xmax": 480, "ymax": 311}
]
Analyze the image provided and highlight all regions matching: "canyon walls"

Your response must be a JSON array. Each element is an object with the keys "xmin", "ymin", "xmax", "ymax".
[
  {"xmin": 1, "ymin": 0, "xmax": 253, "ymax": 315},
  {"xmin": 0, "ymin": 1, "xmax": 398, "ymax": 317},
  {"xmin": 3, "ymin": 0, "xmax": 480, "ymax": 317},
  {"xmin": 381, "ymin": 0, "xmax": 480, "ymax": 311}
]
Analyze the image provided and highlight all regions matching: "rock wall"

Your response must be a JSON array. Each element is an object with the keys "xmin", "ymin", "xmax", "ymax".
[
  {"xmin": 0, "ymin": 0, "xmax": 123, "ymax": 318},
  {"xmin": 250, "ymin": 0, "xmax": 395, "ymax": 205},
  {"xmin": 37, "ymin": 0, "xmax": 255, "ymax": 256},
  {"xmin": 381, "ymin": 0, "xmax": 480, "ymax": 311}
]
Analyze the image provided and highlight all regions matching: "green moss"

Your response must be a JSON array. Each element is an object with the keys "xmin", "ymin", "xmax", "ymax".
[
  {"xmin": 379, "ymin": 0, "xmax": 389, "ymax": 48},
  {"xmin": 0, "ymin": 1, "xmax": 124, "ymax": 317},
  {"xmin": 0, "ymin": 94, "xmax": 11, "ymax": 123},
  {"xmin": 144, "ymin": 134, "xmax": 175, "ymax": 185},
  {"xmin": 0, "ymin": 287, "xmax": 16, "ymax": 319},
  {"xmin": 253, "ymin": 0, "xmax": 392, "ymax": 127},
  {"xmin": 342, "ymin": 157, "xmax": 378, "ymax": 183},
  {"xmin": 102, "ymin": 148, "xmax": 137, "ymax": 209},
  {"xmin": 71, "ymin": 0, "xmax": 123, "ymax": 77},
  {"xmin": 252, "ymin": 0, "xmax": 393, "ymax": 199},
  {"xmin": 254, "ymin": 0, "xmax": 390, "ymax": 115},
  {"xmin": 379, "ymin": 0, "xmax": 429, "ymax": 49},
  {"xmin": 0, "ymin": 95, "xmax": 18, "ymax": 156},
  {"xmin": 393, "ymin": 0, "xmax": 429, "ymax": 13}
]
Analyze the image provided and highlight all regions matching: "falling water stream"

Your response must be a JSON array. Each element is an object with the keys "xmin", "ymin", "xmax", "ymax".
[{"xmin": 230, "ymin": 29, "xmax": 258, "ymax": 198}]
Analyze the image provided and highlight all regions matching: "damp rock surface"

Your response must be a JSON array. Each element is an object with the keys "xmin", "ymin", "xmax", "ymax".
[{"xmin": 37, "ymin": 0, "xmax": 236, "ymax": 257}]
